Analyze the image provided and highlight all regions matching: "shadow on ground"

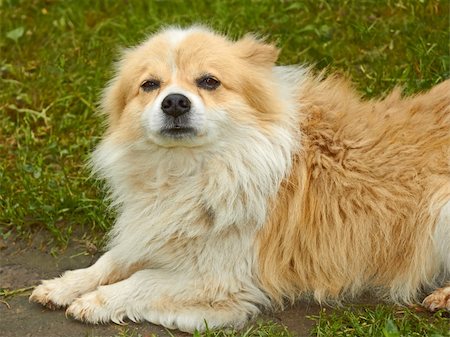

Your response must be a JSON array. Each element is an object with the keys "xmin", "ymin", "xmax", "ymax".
[{"xmin": 0, "ymin": 234, "xmax": 322, "ymax": 337}]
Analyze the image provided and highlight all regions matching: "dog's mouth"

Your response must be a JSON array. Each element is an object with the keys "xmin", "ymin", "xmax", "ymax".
[
  {"xmin": 160, "ymin": 125, "xmax": 197, "ymax": 139},
  {"xmin": 160, "ymin": 115, "xmax": 198, "ymax": 139}
]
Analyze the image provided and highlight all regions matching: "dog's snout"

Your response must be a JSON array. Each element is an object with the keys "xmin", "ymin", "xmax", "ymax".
[{"xmin": 161, "ymin": 94, "xmax": 191, "ymax": 117}]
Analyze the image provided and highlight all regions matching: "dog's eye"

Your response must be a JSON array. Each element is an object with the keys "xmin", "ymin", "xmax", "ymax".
[
  {"xmin": 196, "ymin": 76, "xmax": 221, "ymax": 90},
  {"xmin": 140, "ymin": 80, "xmax": 161, "ymax": 92}
]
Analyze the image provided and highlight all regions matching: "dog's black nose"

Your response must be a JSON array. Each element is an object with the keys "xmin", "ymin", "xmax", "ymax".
[{"xmin": 161, "ymin": 94, "xmax": 191, "ymax": 117}]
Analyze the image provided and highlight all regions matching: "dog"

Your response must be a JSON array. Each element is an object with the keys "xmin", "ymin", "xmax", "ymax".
[{"xmin": 30, "ymin": 26, "xmax": 450, "ymax": 332}]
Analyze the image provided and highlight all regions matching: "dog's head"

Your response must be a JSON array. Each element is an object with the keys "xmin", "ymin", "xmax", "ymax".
[{"xmin": 101, "ymin": 26, "xmax": 287, "ymax": 148}]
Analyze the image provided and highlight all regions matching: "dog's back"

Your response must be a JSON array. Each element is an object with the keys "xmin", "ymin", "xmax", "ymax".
[{"xmin": 258, "ymin": 76, "xmax": 450, "ymax": 305}]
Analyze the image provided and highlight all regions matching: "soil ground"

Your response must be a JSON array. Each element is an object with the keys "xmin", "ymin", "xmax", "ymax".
[{"xmin": 0, "ymin": 234, "xmax": 322, "ymax": 337}]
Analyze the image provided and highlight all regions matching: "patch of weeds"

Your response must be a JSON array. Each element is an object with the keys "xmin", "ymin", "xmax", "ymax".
[
  {"xmin": 0, "ymin": 285, "xmax": 35, "ymax": 309},
  {"xmin": 0, "ymin": 286, "xmax": 35, "ymax": 298},
  {"xmin": 309, "ymin": 305, "xmax": 450, "ymax": 337},
  {"xmin": 112, "ymin": 328, "xmax": 146, "ymax": 337},
  {"xmin": 105, "ymin": 321, "xmax": 292, "ymax": 337},
  {"xmin": 190, "ymin": 320, "xmax": 293, "ymax": 337}
]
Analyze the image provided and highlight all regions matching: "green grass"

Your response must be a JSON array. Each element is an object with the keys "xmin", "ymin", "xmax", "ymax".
[
  {"xmin": 1, "ymin": 0, "xmax": 449, "ymax": 336},
  {"xmin": 106, "ymin": 321, "xmax": 294, "ymax": 337},
  {"xmin": 108, "ymin": 307, "xmax": 449, "ymax": 337},
  {"xmin": 310, "ymin": 305, "xmax": 450, "ymax": 337},
  {"xmin": 1, "ymin": 0, "xmax": 448, "ymax": 245},
  {"xmin": 194, "ymin": 321, "xmax": 294, "ymax": 337}
]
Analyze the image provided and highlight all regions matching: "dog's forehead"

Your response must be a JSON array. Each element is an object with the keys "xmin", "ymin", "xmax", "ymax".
[
  {"xmin": 139, "ymin": 28, "xmax": 233, "ymax": 70},
  {"xmin": 163, "ymin": 27, "xmax": 203, "ymax": 47},
  {"xmin": 161, "ymin": 26, "xmax": 228, "ymax": 45}
]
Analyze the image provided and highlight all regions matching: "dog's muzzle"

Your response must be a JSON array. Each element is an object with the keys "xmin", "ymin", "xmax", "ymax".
[{"xmin": 160, "ymin": 93, "xmax": 196, "ymax": 138}]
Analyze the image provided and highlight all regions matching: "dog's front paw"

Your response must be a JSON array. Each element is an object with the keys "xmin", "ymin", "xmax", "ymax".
[
  {"xmin": 422, "ymin": 286, "xmax": 450, "ymax": 312},
  {"xmin": 30, "ymin": 278, "xmax": 80, "ymax": 309},
  {"xmin": 66, "ymin": 290, "xmax": 126, "ymax": 325}
]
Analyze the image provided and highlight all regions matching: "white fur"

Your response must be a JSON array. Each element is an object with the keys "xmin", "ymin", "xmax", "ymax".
[
  {"xmin": 163, "ymin": 26, "xmax": 210, "ymax": 73},
  {"xmin": 164, "ymin": 26, "xmax": 206, "ymax": 47},
  {"xmin": 423, "ymin": 201, "xmax": 450, "ymax": 312},
  {"xmin": 66, "ymin": 106, "xmax": 296, "ymax": 330},
  {"xmin": 29, "ymin": 29, "xmax": 306, "ymax": 329},
  {"xmin": 434, "ymin": 200, "xmax": 450, "ymax": 272}
]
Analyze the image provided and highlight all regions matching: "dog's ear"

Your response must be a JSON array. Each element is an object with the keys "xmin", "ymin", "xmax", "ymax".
[
  {"xmin": 100, "ymin": 75, "xmax": 126, "ymax": 128},
  {"xmin": 235, "ymin": 34, "xmax": 279, "ymax": 67},
  {"xmin": 99, "ymin": 49, "xmax": 131, "ymax": 127}
]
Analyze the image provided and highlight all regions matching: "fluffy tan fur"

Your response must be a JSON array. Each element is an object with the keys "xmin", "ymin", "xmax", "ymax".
[
  {"xmin": 29, "ymin": 27, "xmax": 450, "ymax": 332},
  {"xmin": 258, "ymin": 76, "xmax": 450, "ymax": 305}
]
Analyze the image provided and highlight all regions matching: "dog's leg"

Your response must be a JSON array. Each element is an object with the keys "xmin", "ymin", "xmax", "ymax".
[
  {"xmin": 434, "ymin": 200, "xmax": 450, "ymax": 271},
  {"xmin": 29, "ymin": 250, "xmax": 141, "ymax": 309},
  {"xmin": 65, "ymin": 268, "xmax": 259, "ymax": 332},
  {"xmin": 422, "ymin": 200, "xmax": 450, "ymax": 312},
  {"xmin": 422, "ymin": 283, "xmax": 450, "ymax": 311}
]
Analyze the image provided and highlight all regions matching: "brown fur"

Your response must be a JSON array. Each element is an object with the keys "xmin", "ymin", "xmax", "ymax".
[
  {"xmin": 258, "ymin": 76, "xmax": 450, "ymax": 305},
  {"xmin": 29, "ymin": 26, "xmax": 449, "ymax": 330}
]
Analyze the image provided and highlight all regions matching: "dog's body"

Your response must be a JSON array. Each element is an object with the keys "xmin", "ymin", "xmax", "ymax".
[{"xmin": 30, "ymin": 27, "xmax": 450, "ymax": 332}]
